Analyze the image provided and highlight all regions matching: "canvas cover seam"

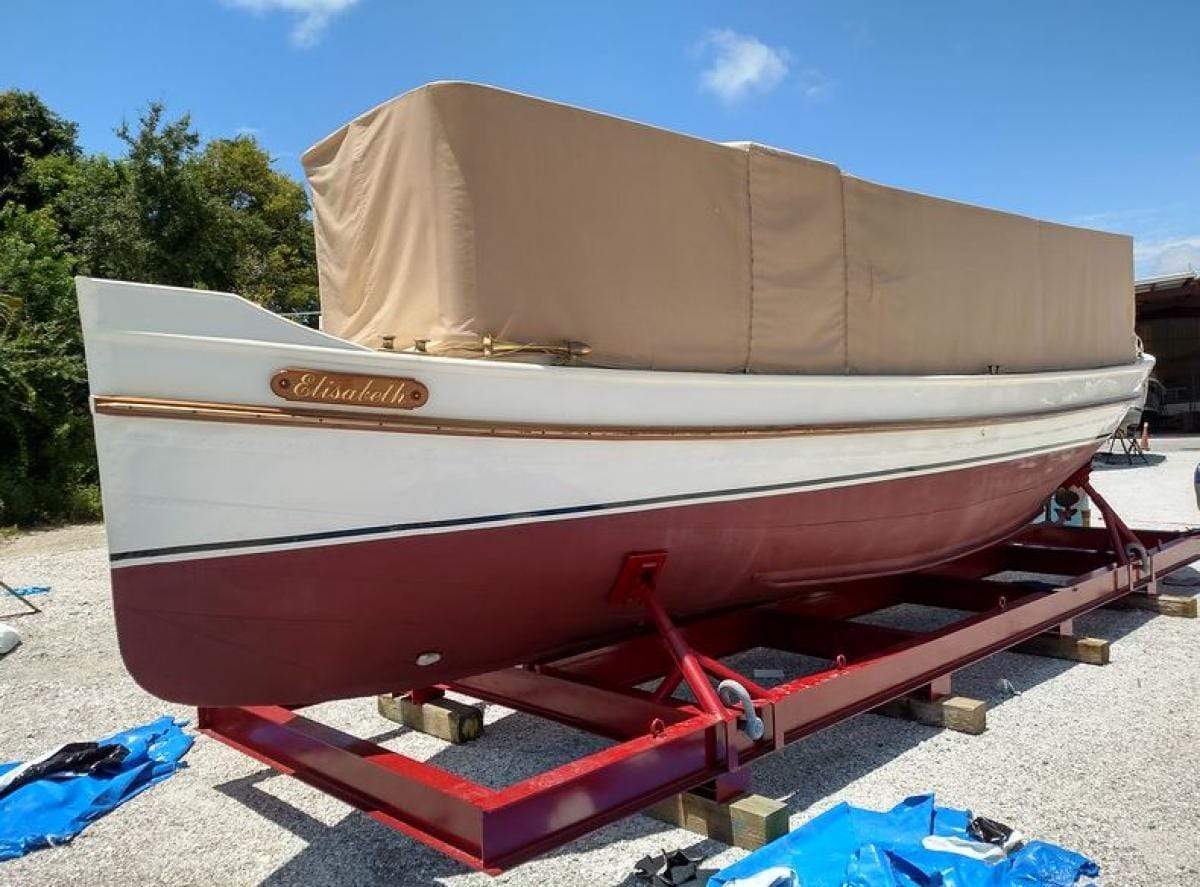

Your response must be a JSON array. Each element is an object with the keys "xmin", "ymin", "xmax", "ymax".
[
  {"xmin": 744, "ymin": 148, "xmax": 756, "ymax": 373},
  {"xmin": 349, "ymin": 122, "xmax": 374, "ymax": 323},
  {"xmin": 840, "ymin": 173, "xmax": 851, "ymax": 374}
]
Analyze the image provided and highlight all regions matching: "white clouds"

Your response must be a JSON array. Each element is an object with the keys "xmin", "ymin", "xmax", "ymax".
[
  {"xmin": 1068, "ymin": 208, "xmax": 1159, "ymax": 230},
  {"xmin": 1066, "ymin": 207, "xmax": 1198, "ymax": 279},
  {"xmin": 1135, "ymin": 236, "xmax": 1200, "ymax": 278},
  {"xmin": 795, "ymin": 67, "xmax": 831, "ymax": 100},
  {"xmin": 223, "ymin": 0, "xmax": 360, "ymax": 47},
  {"xmin": 698, "ymin": 29, "xmax": 791, "ymax": 103}
]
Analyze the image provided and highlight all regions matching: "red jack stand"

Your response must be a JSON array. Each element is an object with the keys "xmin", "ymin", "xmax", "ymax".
[
  {"xmin": 1063, "ymin": 467, "xmax": 1153, "ymax": 578},
  {"xmin": 608, "ymin": 551, "xmax": 769, "ymax": 747}
]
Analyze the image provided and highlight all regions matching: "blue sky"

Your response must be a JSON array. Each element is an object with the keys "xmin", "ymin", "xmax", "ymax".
[{"xmin": 5, "ymin": 1, "xmax": 1198, "ymax": 277}]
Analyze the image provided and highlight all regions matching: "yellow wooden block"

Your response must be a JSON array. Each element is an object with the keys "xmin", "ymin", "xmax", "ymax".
[
  {"xmin": 1012, "ymin": 633, "xmax": 1110, "ymax": 665},
  {"xmin": 377, "ymin": 694, "xmax": 483, "ymax": 744},
  {"xmin": 875, "ymin": 694, "xmax": 987, "ymax": 735},
  {"xmin": 1109, "ymin": 593, "xmax": 1197, "ymax": 618},
  {"xmin": 647, "ymin": 789, "xmax": 788, "ymax": 850}
]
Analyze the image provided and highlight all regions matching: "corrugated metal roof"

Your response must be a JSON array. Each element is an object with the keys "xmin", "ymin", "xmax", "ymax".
[{"xmin": 1136, "ymin": 270, "xmax": 1199, "ymax": 294}]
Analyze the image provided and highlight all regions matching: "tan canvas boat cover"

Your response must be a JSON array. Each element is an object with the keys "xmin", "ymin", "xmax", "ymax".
[{"xmin": 303, "ymin": 82, "xmax": 1135, "ymax": 374}]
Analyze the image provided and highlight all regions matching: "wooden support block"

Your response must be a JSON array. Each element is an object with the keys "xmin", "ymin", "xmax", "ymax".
[
  {"xmin": 646, "ymin": 789, "xmax": 788, "ymax": 850},
  {"xmin": 1011, "ymin": 633, "xmax": 1110, "ymax": 665},
  {"xmin": 875, "ymin": 694, "xmax": 987, "ymax": 735},
  {"xmin": 377, "ymin": 693, "xmax": 483, "ymax": 744},
  {"xmin": 1107, "ymin": 593, "xmax": 1197, "ymax": 618}
]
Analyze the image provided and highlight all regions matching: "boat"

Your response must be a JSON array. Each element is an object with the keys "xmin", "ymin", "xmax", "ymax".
[{"xmin": 78, "ymin": 83, "xmax": 1148, "ymax": 706}]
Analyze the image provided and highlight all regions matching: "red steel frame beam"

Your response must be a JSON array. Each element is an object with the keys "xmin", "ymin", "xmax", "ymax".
[{"xmin": 198, "ymin": 526, "xmax": 1200, "ymax": 873}]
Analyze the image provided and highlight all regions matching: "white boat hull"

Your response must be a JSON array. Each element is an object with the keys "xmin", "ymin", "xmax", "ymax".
[{"xmin": 76, "ymin": 278, "xmax": 1148, "ymax": 703}]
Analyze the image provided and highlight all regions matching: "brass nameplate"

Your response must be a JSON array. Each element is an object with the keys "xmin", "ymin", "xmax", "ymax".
[{"xmin": 271, "ymin": 369, "xmax": 428, "ymax": 409}]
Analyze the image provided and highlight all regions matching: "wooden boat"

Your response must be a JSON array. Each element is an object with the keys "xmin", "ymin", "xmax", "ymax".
[{"xmin": 78, "ymin": 84, "xmax": 1145, "ymax": 705}]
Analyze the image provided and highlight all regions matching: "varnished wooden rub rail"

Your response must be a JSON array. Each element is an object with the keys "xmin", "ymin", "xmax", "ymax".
[{"xmin": 92, "ymin": 394, "xmax": 1136, "ymax": 442}]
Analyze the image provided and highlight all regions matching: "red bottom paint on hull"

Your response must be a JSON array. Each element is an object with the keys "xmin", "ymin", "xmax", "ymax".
[{"xmin": 112, "ymin": 444, "xmax": 1096, "ymax": 705}]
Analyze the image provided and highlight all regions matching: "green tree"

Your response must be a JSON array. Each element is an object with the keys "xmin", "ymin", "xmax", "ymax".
[
  {"xmin": 0, "ymin": 205, "xmax": 97, "ymax": 525},
  {"xmin": 0, "ymin": 91, "xmax": 320, "ymax": 527},
  {"xmin": 0, "ymin": 91, "xmax": 79, "ymax": 207},
  {"xmin": 46, "ymin": 103, "xmax": 318, "ymax": 311},
  {"xmin": 196, "ymin": 135, "xmax": 317, "ymax": 313},
  {"xmin": 37, "ymin": 153, "xmax": 146, "ymax": 283},
  {"xmin": 113, "ymin": 103, "xmax": 219, "ymax": 287}
]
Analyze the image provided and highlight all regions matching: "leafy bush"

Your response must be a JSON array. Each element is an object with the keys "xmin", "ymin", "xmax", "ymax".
[{"xmin": 0, "ymin": 90, "xmax": 318, "ymax": 527}]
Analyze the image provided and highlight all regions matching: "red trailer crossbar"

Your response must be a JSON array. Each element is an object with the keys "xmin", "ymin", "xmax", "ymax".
[{"xmin": 199, "ymin": 520, "xmax": 1200, "ymax": 873}]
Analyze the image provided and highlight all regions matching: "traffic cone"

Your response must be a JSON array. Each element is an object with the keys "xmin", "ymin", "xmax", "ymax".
[{"xmin": 1140, "ymin": 422, "xmax": 1151, "ymax": 451}]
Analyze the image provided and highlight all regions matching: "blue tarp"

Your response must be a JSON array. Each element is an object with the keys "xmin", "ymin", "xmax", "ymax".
[
  {"xmin": 8, "ymin": 586, "xmax": 51, "ymax": 597},
  {"xmin": 0, "ymin": 716, "xmax": 193, "ymax": 861},
  {"xmin": 710, "ymin": 795, "xmax": 1099, "ymax": 887}
]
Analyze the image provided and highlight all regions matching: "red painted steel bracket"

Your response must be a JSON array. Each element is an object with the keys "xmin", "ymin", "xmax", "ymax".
[
  {"xmin": 606, "ymin": 551, "xmax": 770, "ymax": 756},
  {"xmin": 607, "ymin": 550, "xmax": 668, "ymax": 607},
  {"xmin": 1062, "ymin": 466, "xmax": 1153, "ymax": 576}
]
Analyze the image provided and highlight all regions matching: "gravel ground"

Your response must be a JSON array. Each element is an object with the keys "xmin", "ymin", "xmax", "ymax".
[{"xmin": 2, "ymin": 453, "xmax": 1200, "ymax": 885}]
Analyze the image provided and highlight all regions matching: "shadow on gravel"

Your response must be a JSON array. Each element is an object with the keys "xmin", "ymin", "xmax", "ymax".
[
  {"xmin": 214, "ymin": 768, "xmax": 467, "ymax": 886},
  {"xmin": 1160, "ymin": 564, "xmax": 1200, "ymax": 593},
  {"xmin": 1092, "ymin": 452, "xmax": 1167, "ymax": 470}
]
